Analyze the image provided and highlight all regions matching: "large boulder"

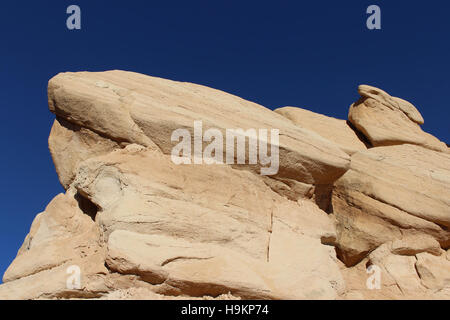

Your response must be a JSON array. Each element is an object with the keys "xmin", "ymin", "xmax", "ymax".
[{"xmin": 348, "ymin": 85, "xmax": 448, "ymax": 152}]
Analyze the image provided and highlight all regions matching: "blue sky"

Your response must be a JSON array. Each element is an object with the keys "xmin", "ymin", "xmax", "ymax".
[{"xmin": 0, "ymin": 0, "xmax": 449, "ymax": 281}]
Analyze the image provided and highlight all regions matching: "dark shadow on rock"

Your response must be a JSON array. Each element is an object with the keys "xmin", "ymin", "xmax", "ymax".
[
  {"xmin": 74, "ymin": 191, "xmax": 98, "ymax": 221},
  {"xmin": 346, "ymin": 120, "xmax": 372, "ymax": 149},
  {"xmin": 313, "ymin": 184, "xmax": 334, "ymax": 213}
]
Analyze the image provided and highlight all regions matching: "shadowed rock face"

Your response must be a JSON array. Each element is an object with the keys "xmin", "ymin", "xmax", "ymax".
[{"xmin": 0, "ymin": 71, "xmax": 448, "ymax": 300}]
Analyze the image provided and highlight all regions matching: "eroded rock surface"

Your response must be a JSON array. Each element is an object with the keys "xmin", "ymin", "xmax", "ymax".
[
  {"xmin": 0, "ymin": 74, "xmax": 448, "ymax": 300},
  {"xmin": 48, "ymin": 71, "xmax": 350, "ymax": 189},
  {"xmin": 348, "ymin": 85, "xmax": 448, "ymax": 152},
  {"xmin": 275, "ymin": 107, "xmax": 367, "ymax": 155},
  {"xmin": 332, "ymin": 144, "xmax": 450, "ymax": 266}
]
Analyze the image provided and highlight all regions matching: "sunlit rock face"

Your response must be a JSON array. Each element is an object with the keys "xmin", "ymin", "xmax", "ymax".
[{"xmin": 0, "ymin": 72, "xmax": 448, "ymax": 300}]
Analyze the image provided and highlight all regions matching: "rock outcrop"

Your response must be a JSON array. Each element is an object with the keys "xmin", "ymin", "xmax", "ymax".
[
  {"xmin": 348, "ymin": 85, "xmax": 448, "ymax": 152},
  {"xmin": 0, "ymin": 72, "xmax": 448, "ymax": 300},
  {"xmin": 274, "ymin": 107, "xmax": 367, "ymax": 155},
  {"xmin": 332, "ymin": 144, "xmax": 450, "ymax": 266},
  {"xmin": 47, "ymin": 71, "xmax": 350, "ymax": 189}
]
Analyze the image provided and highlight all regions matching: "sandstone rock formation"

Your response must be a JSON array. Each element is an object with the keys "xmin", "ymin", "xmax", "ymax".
[
  {"xmin": 274, "ymin": 107, "xmax": 367, "ymax": 155},
  {"xmin": 332, "ymin": 144, "xmax": 450, "ymax": 266},
  {"xmin": 47, "ymin": 71, "xmax": 350, "ymax": 189},
  {"xmin": 348, "ymin": 85, "xmax": 448, "ymax": 152},
  {"xmin": 0, "ymin": 72, "xmax": 448, "ymax": 300}
]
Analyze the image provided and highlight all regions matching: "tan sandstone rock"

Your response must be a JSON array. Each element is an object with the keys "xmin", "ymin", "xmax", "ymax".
[
  {"xmin": 369, "ymin": 244, "xmax": 426, "ymax": 296},
  {"xmin": 415, "ymin": 252, "xmax": 450, "ymax": 291},
  {"xmin": 74, "ymin": 146, "xmax": 343, "ymax": 299},
  {"xmin": 348, "ymin": 85, "xmax": 447, "ymax": 152},
  {"xmin": 1, "ymin": 73, "xmax": 448, "ymax": 300},
  {"xmin": 48, "ymin": 70, "xmax": 350, "ymax": 190},
  {"xmin": 2, "ymin": 71, "xmax": 351, "ymax": 299},
  {"xmin": 275, "ymin": 106, "xmax": 367, "ymax": 155},
  {"xmin": 49, "ymin": 118, "xmax": 121, "ymax": 189},
  {"xmin": 341, "ymin": 243, "xmax": 450, "ymax": 300},
  {"xmin": 391, "ymin": 234, "xmax": 442, "ymax": 256},
  {"xmin": 2, "ymin": 143, "xmax": 344, "ymax": 299},
  {"xmin": 106, "ymin": 229, "xmax": 343, "ymax": 299},
  {"xmin": 0, "ymin": 192, "xmax": 109, "ymax": 299},
  {"xmin": 333, "ymin": 144, "xmax": 450, "ymax": 266}
]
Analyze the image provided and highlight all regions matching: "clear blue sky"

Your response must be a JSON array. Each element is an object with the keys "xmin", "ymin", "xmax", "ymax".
[{"xmin": 0, "ymin": 1, "xmax": 449, "ymax": 281}]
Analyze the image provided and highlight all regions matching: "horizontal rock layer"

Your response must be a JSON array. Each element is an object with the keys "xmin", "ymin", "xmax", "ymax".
[{"xmin": 48, "ymin": 71, "xmax": 350, "ymax": 189}]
